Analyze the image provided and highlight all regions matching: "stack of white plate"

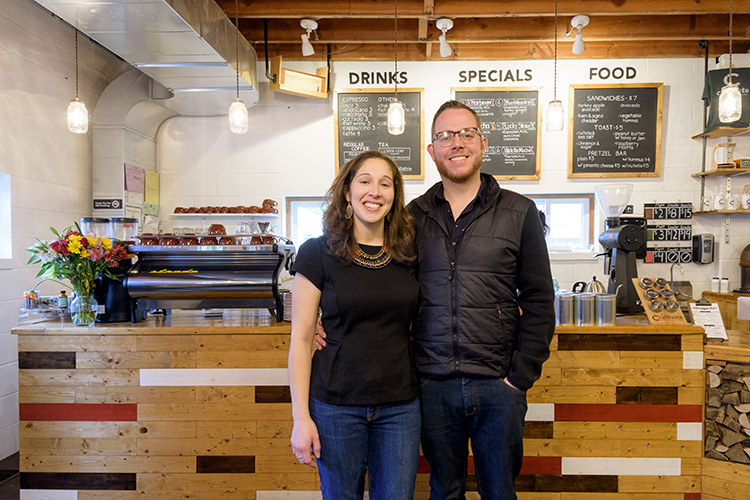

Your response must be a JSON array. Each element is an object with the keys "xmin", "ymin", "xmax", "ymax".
[{"xmin": 283, "ymin": 292, "xmax": 292, "ymax": 322}]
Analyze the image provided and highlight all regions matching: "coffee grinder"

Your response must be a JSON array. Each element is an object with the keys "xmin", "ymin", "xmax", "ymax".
[{"xmin": 595, "ymin": 184, "xmax": 647, "ymax": 314}]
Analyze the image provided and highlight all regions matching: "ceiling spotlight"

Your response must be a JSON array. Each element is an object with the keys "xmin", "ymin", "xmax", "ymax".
[
  {"xmin": 565, "ymin": 15, "xmax": 589, "ymax": 55},
  {"xmin": 300, "ymin": 19, "xmax": 318, "ymax": 57},
  {"xmin": 436, "ymin": 18, "xmax": 453, "ymax": 58}
]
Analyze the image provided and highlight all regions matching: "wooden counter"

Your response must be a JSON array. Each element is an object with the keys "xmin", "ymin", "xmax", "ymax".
[
  {"xmin": 702, "ymin": 291, "xmax": 750, "ymax": 333},
  {"xmin": 14, "ymin": 313, "xmax": 706, "ymax": 499}
]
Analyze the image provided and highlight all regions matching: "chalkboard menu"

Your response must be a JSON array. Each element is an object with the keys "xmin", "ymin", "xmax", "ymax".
[
  {"xmin": 334, "ymin": 89, "xmax": 424, "ymax": 179},
  {"xmin": 569, "ymin": 83, "xmax": 663, "ymax": 178},
  {"xmin": 453, "ymin": 88, "xmax": 541, "ymax": 180}
]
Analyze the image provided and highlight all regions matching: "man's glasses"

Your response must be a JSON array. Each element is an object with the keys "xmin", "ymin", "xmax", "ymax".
[{"xmin": 432, "ymin": 127, "xmax": 482, "ymax": 147}]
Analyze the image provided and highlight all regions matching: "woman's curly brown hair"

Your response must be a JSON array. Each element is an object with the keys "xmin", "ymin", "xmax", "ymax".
[{"xmin": 322, "ymin": 150, "xmax": 415, "ymax": 264}]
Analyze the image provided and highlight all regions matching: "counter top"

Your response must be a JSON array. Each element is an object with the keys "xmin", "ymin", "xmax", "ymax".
[
  {"xmin": 555, "ymin": 314, "xmax": 705, "ymax": 334},
  {"xmin": 704, "ymin": 329, "xmax": 750, "ymax": 361},
  {"xmin": 12, "ymin": 309, "xmax": 291, "ymax": 335}
]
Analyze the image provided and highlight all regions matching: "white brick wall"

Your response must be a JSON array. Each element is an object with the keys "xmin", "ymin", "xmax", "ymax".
[{"xmin": 0, "ymin": 0, "xmax": 128, "ymax": 459}]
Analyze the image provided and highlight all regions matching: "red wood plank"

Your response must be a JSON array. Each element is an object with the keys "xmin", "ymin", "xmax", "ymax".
[
  {"xmin": 20, "ymin": 403, "xmax": 137, "ymax": 421},
  {"xmin": 684, "ymin": 495, "xmax": 701, "ymax": 500},
  {"xmin": 555, "ymin": 404, "xmax": 702, "ymax": 422},
  {"xmin": 520, "ymin": 456, "xmax": 562, "ymax": 475}
]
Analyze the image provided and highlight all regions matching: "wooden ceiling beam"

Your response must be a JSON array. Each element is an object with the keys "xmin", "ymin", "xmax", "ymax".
[
  {"xmin": 256, "ymin": 40, "xmax": 749, "ymax": 61},
  {"xmin": 220, "ymin": 0, "xmax": 749, "ymax": 18}
]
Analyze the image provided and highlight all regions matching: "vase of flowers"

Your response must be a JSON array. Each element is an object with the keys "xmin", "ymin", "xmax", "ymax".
[{"xmin": 27, "ymin": 224, "xmax": 131, "ymax": 326}]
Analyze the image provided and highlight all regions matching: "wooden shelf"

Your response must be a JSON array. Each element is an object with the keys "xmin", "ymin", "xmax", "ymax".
[
  {"xmin": 691, "ymin": 167, "xmax": 750, "ymax": 178},
  {"xmin": 692, "ymin": 125, "xmax": 750, "ymax": 140},
  {"xmin": 170, "ymin": 213, "xmax": 277, "ymax": 219},
  {"xmin": 693, "ymin": 209, "xmax": 750, "ymax": 215}
]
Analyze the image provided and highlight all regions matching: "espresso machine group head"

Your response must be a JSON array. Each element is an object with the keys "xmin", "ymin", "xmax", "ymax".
[{"xmin": 595, "ymin": 184, "xmax": 647, "ymax": 315}]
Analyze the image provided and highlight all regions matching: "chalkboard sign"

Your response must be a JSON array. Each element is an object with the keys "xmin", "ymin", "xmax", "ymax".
[
  {"xmin": 453, "ymin": 88, "xmax": 541, "ymax": 180},
  {"xmin": 568, "ymin": 83, "xmax": 663, "ymax": 178},
  {"xmin": 334, "ymin": 89, "xmax": 424, "ymax": 179}
]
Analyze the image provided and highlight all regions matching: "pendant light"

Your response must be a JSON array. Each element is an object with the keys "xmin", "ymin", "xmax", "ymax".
[
  {"xmin": 67, "ymin": 29, "xmax": 88, "ymax": 134},
  {"xmin": 228, "ymin": 0, "xmax": 248, "ymax": 134},
  {"xmin": 719, "ymin": 0, "xmax": 741, "ymax": 123},
  {"xmin": 546, "ymin": 0, "xmax": 564, "ymax": 132},
  {"xmin": 387, "ymin": 0, "xmax": 405, "ymax": 135}
]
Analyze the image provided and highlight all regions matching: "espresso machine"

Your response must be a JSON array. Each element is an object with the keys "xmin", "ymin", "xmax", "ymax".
[{"xmin": 595, "ymin": 184, "xmax": 647, "ymax": 314}]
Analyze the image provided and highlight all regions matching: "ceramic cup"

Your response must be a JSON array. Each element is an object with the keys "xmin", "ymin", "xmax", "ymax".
[{"xmin": 713, "ymin": 194, "xmax": 725, "ymax": 210}]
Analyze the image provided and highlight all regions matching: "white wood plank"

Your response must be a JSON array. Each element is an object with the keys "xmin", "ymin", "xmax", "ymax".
[
  {"xmin": 561, "ymin": 457, "xmax": 681, "ymax": 476},
  {"xmin": 139, "ymin": 368, "xmax": 289, "ymax": 386}
]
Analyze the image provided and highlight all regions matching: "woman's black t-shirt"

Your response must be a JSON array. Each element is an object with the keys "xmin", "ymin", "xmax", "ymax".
[{"xmin": 292, "ymin": 236, "xmax": 419, "ymax": 405}]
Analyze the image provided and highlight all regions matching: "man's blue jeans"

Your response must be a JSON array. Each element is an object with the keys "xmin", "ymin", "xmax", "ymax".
[
  {"xmin": 419, "ymin": 377, "xmax": 527, "ymax": 500},
  {"xmin": 309, "ymin": 396, "xmax": 421, "ymax": 500}
]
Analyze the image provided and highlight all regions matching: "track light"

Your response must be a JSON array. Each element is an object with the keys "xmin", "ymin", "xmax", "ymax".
[
  {"xmin": 300, "ymin": 19, "xmax": 317, "ymax": 57},
  {"xmin": 565, "ymin": 15, "xmax": 589, "ymax": 55},
  {"xmin": 436, "ymin": 18, "xmax": 453, "ymax": 58}
]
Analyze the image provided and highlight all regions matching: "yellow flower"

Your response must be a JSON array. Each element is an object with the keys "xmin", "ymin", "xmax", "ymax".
[
  {"xmin": 80, "ymin": 250, "xmax": 90, "ymax": 258},
  {"xmin": 67, "ymin": 238, "xmax": 82, "ymax": 254},
  {"xmin": 102, "ymin": 237, "xmax": 112, "ymax": 250}
]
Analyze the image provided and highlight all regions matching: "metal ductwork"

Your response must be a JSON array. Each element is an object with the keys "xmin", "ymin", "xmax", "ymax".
[{"xmin": 34, "ymin": 0, "xmax": 259, "ymax": 114}]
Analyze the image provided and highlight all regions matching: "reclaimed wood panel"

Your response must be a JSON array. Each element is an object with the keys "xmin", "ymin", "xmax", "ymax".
[
  {"xmin": 13, "ymin": 318, "xmax": 708, "ymax": 499},
  {"xmin": 75, "ymin": 351, "xmax": 196, "ymax": 369},
  {"xmin": 20, "ymin": 403, "xmax": 137, "ymax": 421},
  {"xmin": 20, "ymin": 369, "xmax": 139, "ymax": 387},
  {"xmin": 561, "ymin": 368, "xmax": 704, "ymax": 387},
  {"xmin": 19, "ymin": 335, "xmax": 138, "ymax": 352},
  {"xmin": 21, "ymin": 471, "xmax": 136, "ymax": 490},
  {"xmin": 76, "ymin": 387, "xmax": 196, "ymax": 404},
  {"xmin": 527, "ymin": 386, "xmax": 616, "ymax": 404},
  {"xmin": 21, "ymin": 437, "xmax": 136, "ymax": 456},
  {"xmin": 19, "ymin": 352, "xmax": 76, "ymax": 369},
  {"xmin": 21, "ymin": 455, "xmax": 195, "ymax": 473},
  {"xmin": 19, "ymin": 386, "xmax": 76, "ymax": 404},
  {"xmin": 618, "ymin": 474, "xmax": 700, "ymax": 492},
  {"xmin": 553, "ymin": 422, "xmax": 678, "ymax": 440}
]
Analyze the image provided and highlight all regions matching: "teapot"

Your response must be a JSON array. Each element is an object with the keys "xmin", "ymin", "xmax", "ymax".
[{"xmin": 572, "ymin": 276, "xmax": 607, "ymax": 294}]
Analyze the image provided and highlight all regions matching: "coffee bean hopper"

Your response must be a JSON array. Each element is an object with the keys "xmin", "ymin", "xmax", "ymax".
[{"xmin": 125, "ymin": 241, "xmax": 295, "ymax": 322}]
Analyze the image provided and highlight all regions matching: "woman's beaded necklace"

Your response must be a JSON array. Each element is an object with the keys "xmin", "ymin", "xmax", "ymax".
[{"xmin": 352, "ymin": 243, "xmax": 391, "ymax": 269}]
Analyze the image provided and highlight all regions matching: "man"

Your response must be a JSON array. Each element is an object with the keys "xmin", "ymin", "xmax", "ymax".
[
  {"xmin": 411, "ymin": 100, "xmax": 554, "ymax": 499},
  {"xmin": 318, "ymin": 100, "xmax": 555, "ymax": 499}
]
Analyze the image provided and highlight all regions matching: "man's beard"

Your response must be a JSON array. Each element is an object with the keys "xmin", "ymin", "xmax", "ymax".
[{"xmin": 435, "ymin": 154, "xmax": 482, "ymax": 184}]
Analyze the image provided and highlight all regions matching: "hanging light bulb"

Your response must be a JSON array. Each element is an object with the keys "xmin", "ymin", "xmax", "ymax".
[
  {"xmin": 229, "ymin": 99, "xmax": 249, "ymax": 134},
  {"xmin": 67, "ymin": 30, "xmax": 88, "ymax": 134},
  {"xmin": 546, "ymin": 101, "xmax": 565, "ymax": 132},
  {"xmin": 719, "ymin": 0, "xmax": 741, "ymax": 123},
  {"xmin": 546, "ymin": 0, "xmax": 564, "ymax": 132},
  {"xmin": 229, "ymin": 0, "xmax": 248, "ymax": 134},
  {"xmin": 388, "ymin": 101, "xmax": 406, "ymax": 135},
  {"xmin": 387, "ymin": 0, "xmax": 405, "ymax": 135}
]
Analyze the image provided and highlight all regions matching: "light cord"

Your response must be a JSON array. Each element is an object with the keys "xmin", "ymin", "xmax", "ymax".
[
  {"xmin": 553, "ymin": 0, "xmax": 558, "ymax": 101},
  {"xmin": 235, "ymin": 0, "xmax": 240, "ymax": 99},
  {"xmin": 75, "ymin": 29, "xmax": 79, "ymax": 99},
  {"xmin": 394, "ymin": 0, "xmax": 398, "ymax": 100},
  {"xmin": 728, "ymin": 0, "xmax": 733, "ymax": 83}
]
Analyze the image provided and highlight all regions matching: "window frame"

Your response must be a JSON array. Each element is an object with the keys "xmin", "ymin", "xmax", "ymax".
[
  {"xmin": 528, "ymin": 193, "xmax": 596, "ymax": 253},
  {"xmin": 285, "ymin": 196, "xmax": 329, "ymax": 247}
]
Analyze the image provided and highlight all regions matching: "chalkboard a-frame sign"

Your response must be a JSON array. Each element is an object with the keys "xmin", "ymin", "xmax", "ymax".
[
  {"xmin": 453, "ymin": 87, "xmax": 542, "ymax": 180},
  {"xmin": 568, "ymin": 83, "xmax": 663, "ymax": 178},
  {"xmin": 334, "ymin": 88, "xmax": 425, "ymax": 180}
]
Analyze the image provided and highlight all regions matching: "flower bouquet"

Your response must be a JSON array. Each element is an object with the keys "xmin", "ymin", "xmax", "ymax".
[{"xmin": 27, "ymin": 224, "xmax": 131, "ymax": 326}]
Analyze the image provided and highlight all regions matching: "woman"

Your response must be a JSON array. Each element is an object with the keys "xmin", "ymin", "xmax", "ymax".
[{"xmin": 288, "ymin": 150, "xmax": 420, "ymax": 499}]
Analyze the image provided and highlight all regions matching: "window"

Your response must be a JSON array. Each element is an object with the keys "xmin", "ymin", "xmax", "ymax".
[
  {"xmin": 529, "ymin": 194, "xmax": 595, "ymax": 252},
  {"xmin": 0, "ymin": 173, "xmax": 10, "ymax": 259},
  {"xmin": 285, "ymin": 196, "xmax": 328, "ymax": 247}
]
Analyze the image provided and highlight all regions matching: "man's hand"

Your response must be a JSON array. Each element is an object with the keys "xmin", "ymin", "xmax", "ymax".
[{"xmin": 315, "ymin": 319, "xmax": 328, "ymax": 350}]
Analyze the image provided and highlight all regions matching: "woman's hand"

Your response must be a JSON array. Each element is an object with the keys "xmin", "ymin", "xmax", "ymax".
[{"xmin": 291, "ymin": 417, "xmax": 321, "ymax": 468}]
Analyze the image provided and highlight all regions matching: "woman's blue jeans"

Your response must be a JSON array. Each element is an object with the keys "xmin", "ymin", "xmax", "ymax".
[
  {"xmin": 309, "ymin": 396, "xmax": 421, "ymax": 500},
  {"xmin": 419, "ymin": 377, "xmax": 527, "ymax": 500}
]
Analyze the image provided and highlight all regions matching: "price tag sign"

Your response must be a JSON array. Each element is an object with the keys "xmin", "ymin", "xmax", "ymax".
[
  {"xmin": 645, "ymin": 246, "xmax": 692, "ymax": 263},
  {"xmin": 646, "ymin": 224, "xmax": 692, "ymax": 242},
  {"xmin": 644, "ymin": 203, "xmax": 692, "ymax": 220}
]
